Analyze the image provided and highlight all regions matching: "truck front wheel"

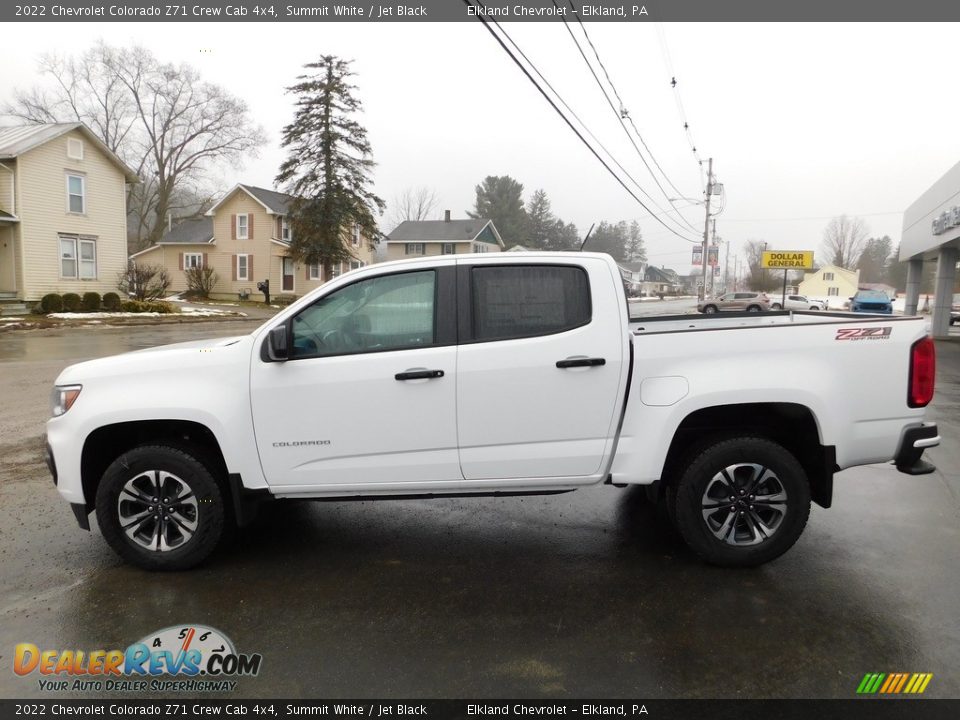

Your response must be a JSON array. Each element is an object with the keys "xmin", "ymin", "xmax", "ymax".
[
  {"xmin": 672, "ymin": 437, "xmax": 811, "ymax": 567},
  {"xmin": 95, "ymin": 445, "xmax": 226, "ymax": 571}
]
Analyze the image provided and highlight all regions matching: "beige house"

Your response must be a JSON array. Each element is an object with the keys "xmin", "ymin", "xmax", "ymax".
[
  {"xmin": 797, "ymin": 264, "xmax": 860, "ymax": 308},
  {"xmin": 0, "ymin": 123, "xmax": 138, "ymax": 302},
  {"xmin": 131, "ymin": 184, "xmax": 376, "ymax": 301},
  {"xmin": 384, "ymin": 212, "xmax": 504, "ymax": 261}
]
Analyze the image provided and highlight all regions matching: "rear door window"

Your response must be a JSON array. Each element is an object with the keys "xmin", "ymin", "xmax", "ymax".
[{"xmin": 470, "ymin": 265, "xmax": 591, "ymax": 342}]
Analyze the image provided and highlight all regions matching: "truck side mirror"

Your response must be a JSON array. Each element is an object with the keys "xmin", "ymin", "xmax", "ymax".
[{"xmin": 267, "ymin": 325, "xmax": 289, "ymax": 361}]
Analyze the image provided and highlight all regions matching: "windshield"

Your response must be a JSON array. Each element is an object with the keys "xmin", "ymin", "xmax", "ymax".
[{"xmin": 856, "ymin": 290, "xmax": 890, "ymax": 301}]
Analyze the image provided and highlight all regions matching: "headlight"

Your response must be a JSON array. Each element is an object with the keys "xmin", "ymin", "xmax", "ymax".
[{"xmin": 51, "ymin": 385, "xmax": 82, "ymax": 417}]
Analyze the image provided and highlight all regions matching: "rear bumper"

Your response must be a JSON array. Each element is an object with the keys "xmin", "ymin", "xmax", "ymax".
[{"xmin": 894, "ymin": 422, "xmax": 939, "ymax": 475}]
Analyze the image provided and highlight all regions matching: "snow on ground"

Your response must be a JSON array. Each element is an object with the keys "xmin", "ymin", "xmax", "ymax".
[{"xmin": 48, "ymin": 307, "xmax": 245, "ymax": 319}]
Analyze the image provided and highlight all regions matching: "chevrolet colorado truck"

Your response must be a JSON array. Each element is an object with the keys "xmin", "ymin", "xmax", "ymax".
[{"xmin": 45, "ymin": 253, "xmax": 940, "ymax": 570}]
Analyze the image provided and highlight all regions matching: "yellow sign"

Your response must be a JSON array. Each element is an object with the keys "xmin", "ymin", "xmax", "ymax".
[{"xmin": 761, "ymin": 250, "xmax": 814, "ymax": 269}]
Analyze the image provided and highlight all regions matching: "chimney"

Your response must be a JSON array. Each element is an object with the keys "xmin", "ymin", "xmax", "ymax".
[{"xmin": 444, "ymin": 210, "xmax": 451, "ymax": 222}]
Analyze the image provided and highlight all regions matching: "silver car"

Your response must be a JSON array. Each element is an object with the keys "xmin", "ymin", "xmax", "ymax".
[
  {"xmin": 768, "ymin": 294, "xmax": 826, "ymax": 311},
  {"xmin": 698, "ymin": 292, "xmax": 770, "ymax": 313}
]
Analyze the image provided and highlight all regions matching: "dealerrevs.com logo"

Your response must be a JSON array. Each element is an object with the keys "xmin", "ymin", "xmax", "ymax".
[{"xmin": 13, "ymin": 624, "xmax": 262, "ymax": 693}]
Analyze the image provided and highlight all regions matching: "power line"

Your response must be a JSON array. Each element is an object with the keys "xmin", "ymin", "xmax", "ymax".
[
  {"xmin": 554, "ymin": 0, "xmax": 702, "ymax": 235},
  {"xmin": 462, "ymin": 0, "xmax": 701, "ymax": 244},
  {"xmin": 655, "ymin": 23, "xmax": 706, "ymax": 190},
  {"xmin": 485, "ymin": 12, "xmax": 701, "ymax": 241},
  {"xmin": 563, "ymin": 1, "xmax": 698, "ymax": 208}
]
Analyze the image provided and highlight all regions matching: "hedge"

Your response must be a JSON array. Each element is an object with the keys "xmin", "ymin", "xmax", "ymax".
[
  {"xmin": 102, "ymin": 292, "xmax": 121, "ymax": 311},
  {"xmin": 40, "ymin": 293, "xmax": 63, "ymax": 313},
  {"xmin": 81, "ymin": 292, "xmax": 101, "ymax": 312},
  {"xmin": 61, "ymin": 293, "xmax": 82, "ymax": 312}
]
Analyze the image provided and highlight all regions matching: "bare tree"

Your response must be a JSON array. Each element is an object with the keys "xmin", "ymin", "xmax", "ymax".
[
  {"xmin": 386, "ymin": 186, "xmax": 439, "ymax": 232},
  {"xmin": 4, "ymin": 42, "xmax": 266, "ymax": 250},
  {"xmin": 821, "ymin": 215, "xmax": 869, "ymax": 270}
]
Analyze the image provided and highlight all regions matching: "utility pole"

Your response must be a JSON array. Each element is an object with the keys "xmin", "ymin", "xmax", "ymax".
[
  {"xmin": 700, "ymin": 157, "xmax": 713, "ymax": 301},
  {"xmin": 723, "ymin": 239, "xmax": 731, "ymax": 294}
]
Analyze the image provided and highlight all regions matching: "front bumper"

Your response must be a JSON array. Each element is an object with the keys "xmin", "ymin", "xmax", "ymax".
[{"xmin": 893, "ymin": 423, "xmax": 939, "ymax": 475}]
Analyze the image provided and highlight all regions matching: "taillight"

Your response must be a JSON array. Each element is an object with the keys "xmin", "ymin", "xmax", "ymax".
[{"xmin": 908, "ymin": 336, "xmax": 935, "ymax": 408}]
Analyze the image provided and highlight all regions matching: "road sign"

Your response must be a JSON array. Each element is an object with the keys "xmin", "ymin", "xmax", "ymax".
[{"xmin": 761, "ymin": 250, "xmax": 814, "ymax": 269}]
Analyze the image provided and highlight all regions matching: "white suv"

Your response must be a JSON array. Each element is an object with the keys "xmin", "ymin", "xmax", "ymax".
[{"xmin": 768, "ymin": 295, "xmax": 826, "ymax": 311}]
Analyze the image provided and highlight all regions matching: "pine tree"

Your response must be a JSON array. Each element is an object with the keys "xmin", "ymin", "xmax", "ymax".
[
  {"xmin": 469, "ymin": 176, "xmax": 527, "ymax": 246},
  {"xmin": 275, "ymin": 56, "xmax": 384, "ymax": 270},
  {"xmin": 625, "ymin": 221, "xmax": 647, "ymax": 263},
  {"xmin": 526, "ymin": 189, "xmax": 554, "ymax": 250}
]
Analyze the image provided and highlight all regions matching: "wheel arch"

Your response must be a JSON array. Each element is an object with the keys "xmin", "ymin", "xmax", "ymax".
[
  {"xmin": 660, "ymin": 402, "xmax": 836, "ymax": 509},
  {"xmin": 81, "ymin": 419, "xmax": 229, "ymax": 514}
]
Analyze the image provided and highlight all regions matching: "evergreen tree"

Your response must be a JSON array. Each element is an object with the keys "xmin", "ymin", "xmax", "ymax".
[
  {"xmin": 276, "ymin": 56, "xmax": 385, "ymax": 269},
  {"xmin": 552, "ymin": 220, "xmax": 581, "ymax": 251},
  {"xmin": 526, "ymin": 189, "xmax": 555, "ymax": 250},
  {"xmin": 588, "ymin": 221, "xmax": 628, "ymax": 261},
  {"xmin": 469, "ymin": 176, "xmax": 528, "ymax": 246},
  {"xmin": 625, "ymin": 221, "xmax": 647, "ymax": 263}
]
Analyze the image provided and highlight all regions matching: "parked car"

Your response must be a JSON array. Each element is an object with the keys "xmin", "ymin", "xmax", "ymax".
[
  {"xmin": 46, "ymin": 253, "xmax": 939, "ymax": 570},
  {"xmin": 951, "ymin": 293, "xmax": 959, "ymax": 325},
  {"xmin": 850, "ymin": 289, "xmax": 894, "ymax": 314},
  {"xmin": 697, "ymin": 292, "xmax": 770, "ymax": 313},
  {"xmin": 768, "ymin": 295, "xmax": 826, "ymax": 311}
]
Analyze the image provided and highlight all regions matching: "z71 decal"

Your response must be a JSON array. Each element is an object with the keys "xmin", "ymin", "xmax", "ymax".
[{"xmin": 835, "ymin": 327, "xmax": 892, "ymax": 341}]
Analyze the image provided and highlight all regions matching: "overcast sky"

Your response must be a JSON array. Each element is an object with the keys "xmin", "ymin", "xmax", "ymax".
[{"xmin": 1, "ymin": 21, "xmax": 958, "ymax": 273}]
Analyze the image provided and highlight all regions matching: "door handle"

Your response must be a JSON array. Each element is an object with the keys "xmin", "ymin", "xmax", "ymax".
[
  {"xmin": 556, "ymin": 357, "xmax": 606, "ymax": 369},
  {"xmin": 395, "ymin": 369, "xmax": 445, "ymax": 381}
]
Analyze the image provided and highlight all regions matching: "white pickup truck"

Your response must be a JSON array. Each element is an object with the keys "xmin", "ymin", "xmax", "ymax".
[{"xmin": 45, "ymin": 253, "xmax": 940, "ymax": 570}]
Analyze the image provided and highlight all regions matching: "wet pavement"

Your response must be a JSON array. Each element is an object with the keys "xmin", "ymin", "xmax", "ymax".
[{"xmin": 0, "ymin": 323, "xmax": 958, "ymax": 699}]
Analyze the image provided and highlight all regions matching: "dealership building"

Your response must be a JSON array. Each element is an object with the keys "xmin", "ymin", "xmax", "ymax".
[{"xmin": 901, "ymin": 161, "xmax": 960, "ymax": 337}]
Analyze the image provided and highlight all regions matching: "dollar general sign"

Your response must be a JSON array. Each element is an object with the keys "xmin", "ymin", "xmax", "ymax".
[{"xmin": 761, "ymin": 251, "xmax": 814, "ymax": 269}]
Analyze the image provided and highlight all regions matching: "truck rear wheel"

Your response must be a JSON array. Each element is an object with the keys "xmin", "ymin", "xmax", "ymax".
[
  {"xmin": 95, "ymin": 445, "xmax": 226, "ymax": 571},
  {"xmin": 672, "ymin": 437, "xmax": 810, "ymax": 567}
]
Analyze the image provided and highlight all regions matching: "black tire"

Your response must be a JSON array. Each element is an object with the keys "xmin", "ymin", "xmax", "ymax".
[
  {"xmin": 671, "ymin": 436, "xmax": 811, "ymax": 567},
  {"xmin": 702, "ymin": 305, "xmax": 718, "ymax": 314},
  {"xmin": 95, "ymin": 445, "xmax": 226, "ymax": 571},
  {"xmin": 746, "ymin": 305, "xmax": 762, "ymax": 312},
  {"xmin": 770, "ymin": 303, "xmax": 782, "ymax": 310},
  {"xmin": 810, "ymin": 306, "xmax": 821, "ymax": 311}
]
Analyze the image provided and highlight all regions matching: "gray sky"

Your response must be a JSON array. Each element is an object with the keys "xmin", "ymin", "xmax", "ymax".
[{"xmin": 1, "ymin": 21, "xmax": 957, "ymax": 273}]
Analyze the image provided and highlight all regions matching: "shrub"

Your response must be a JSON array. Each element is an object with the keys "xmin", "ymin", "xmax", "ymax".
[
  {"xmin": 81, "ymin": 292, "xmax": 101, "ymax": 312},
  {"xmin": 117, "ymin": 263, "xmax": 171, "ymax": 301},
  {"xmin": 40, "ymin": 293, "xmax": 63, "ymax": 313},
  {"xmin": 102, "ymin": 292, "xmax": 121, "ymax": 311},
  {"xmin": 184, "ymin": 266, "xmax": 219, "ymax": 298},
  {"xmin": 120, "ymin": 300, "xmax": 177, "ymax": 314},
  {"xmin": 62, "ymin": 293, "xmax": 82, "ymax": 312}
]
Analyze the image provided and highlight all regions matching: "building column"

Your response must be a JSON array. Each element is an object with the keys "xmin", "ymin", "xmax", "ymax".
[
  {"xmin": 931, "ymin": 246, "xmax": 958, "ymax": 338},
  {"xmin": 904, "ymin": 258, "xmax": 924, "ymax": 316}
]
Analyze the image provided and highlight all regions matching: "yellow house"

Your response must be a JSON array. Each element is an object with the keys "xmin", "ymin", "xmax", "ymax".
[
  {"xmin": 131, "ymin": 184, "xmax": 376, "ymax": 301},
  {"xmin": 384, "ymin": 212, "xmax": 504, "ymax": 261},
  {"xmin": 797, "ymin": 264, "xmax": 860, "ymax": 308},
  {"xmin": 0, "ymin": 123, "xmax": 139, "ymax": 303}
]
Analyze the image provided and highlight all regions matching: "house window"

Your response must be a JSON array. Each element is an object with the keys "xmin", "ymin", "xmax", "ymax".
[
  {"xmin": 237, "ymin": 214, "xmax": 249, "ymax": 240},
  {"xmin": 351, "ymin": 223, "xmax": 361, "ymax": 247},
  {"xmin": 183, "ymin": 253, "xmax": 203, "ymax": 269},
  {"xmin": 442, "ymin": 243, "xmax": 455, "ymax": 255},
  {"xmin": 349, "ymin": 260, "xmax": 366, "ymax": 271},
  {"xmin": 237, "ymin": 254, "xmax": 250, "ymax": 281},
  {"xmin": 282, "ymin": 218, "xmax": 291, "ymax": 242},
  {"xmin": 405, "ymin": 243, "xmax": 424, "ymax": 256},
  {"xmin": 473, "ymin": 243, "xmax": 489, "ymax": 254},
  {"xmin": 331, "ymin": 262, "xmax": 343, "ymax": 278},
  {"xmin": 823, "ymin": 272, "xmax": 834, "ymax": 281},
  {"xmin": 828, "ymin": 287, "xmax": 839, "ymax": 296},
  {"xmin": 308, "ymin": 263, "xmax": 320, "ymax": 280},
  {"xmin": 60, "ymin": 235, "xmax": 97, "ymax": 279},
  {"xmin": 67, "ymin": 138, "xmax": 84, "ymax": 161},
  {"xmin": 66, "ymin": 174, "xmax": 85, "ymax": 214}
]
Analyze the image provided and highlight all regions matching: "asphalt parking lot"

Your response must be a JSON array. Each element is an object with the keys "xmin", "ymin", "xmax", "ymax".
[{"xmin": 0, "ymin": 320, "xmax": 958, "ymax": 699}]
